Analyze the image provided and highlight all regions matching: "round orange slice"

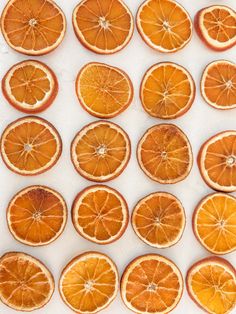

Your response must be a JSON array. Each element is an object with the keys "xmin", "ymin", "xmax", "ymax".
[
  {"xmin": 0, "ymin": 252, "xmax": 54, "ymax": 311},
  {"xmin": 137, "ymin": 124, "xmax": 193, "ymax": 184},
  {"xmin": 140, "ymin": 62, "xmax": 195, "ymax": 119},
  {"xmin": 76, "ymin": 62, "xmax": 133, "ymax": 118},
  {"xmin": 193, "ymin": 193, "xmax": 236, "ymax": 255},
  {"xmin": 198, "ymin": 131, "xmax": 236, "ymax": 192},
  {"xmin": 2, "ymin": 60, "xmax": 58, "ymax": 114},
  {"xmin": 186, "ymin": 256, "xmax": 236, "ymax": 314},
  {"xmin": 201, "ymin": 60, "xmax": 236, "ymax": 110},
  {"xmin": 1, "ymin": 0, "xmax": 66, "ymax": 56},
  {"xmin": 72, "ymin": 185, "xmax": 128, "ymax": 244},
  {"xmin": 136, "ymin": 0, "xmax": 192, "ymax": 53},
  {"xmin": 195, "ymin": 5, "xmax": 236, "ymax": 51},
  {"xmin": 132, "ymin": 192, "xmax": 185, "ymax": 248},
  {"xmin": 71, "ymin": 120, "xmax": 131, "ymax": 182},
  {"xmin": 59, "ymin": 251, "xmax": 118, "ymax": 313},
  {"xmin": 121, "ymin": 254, "xmax": 183, "ymax": 314},
  {"xmin": 72, "ymin": 0, "xmax": 134, "ymax": 54},
  {"xmin": 1, "ymin": 116, "xmax": 62, "ymax": 176},
  {"xmin": 7, "ymin": 185, "xmax": 67, "ymax": 246}
]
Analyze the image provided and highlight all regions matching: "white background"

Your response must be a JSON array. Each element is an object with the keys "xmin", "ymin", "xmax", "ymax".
[{"xmin": 0, "ymin": 0, "xmax": 235, "ymax": 313}]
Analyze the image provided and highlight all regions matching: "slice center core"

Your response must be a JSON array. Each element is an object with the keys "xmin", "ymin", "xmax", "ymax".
[
  {"xmin": 29, "ymin": 18, "xmax": 38, "ymax": 27},
  {"xmin": 226, "ymin": 155, "xmax": 235, "ymax": 166},
  {"xmin": 99, "ymin": 17, "xmax": 110, "ymax": 29}
]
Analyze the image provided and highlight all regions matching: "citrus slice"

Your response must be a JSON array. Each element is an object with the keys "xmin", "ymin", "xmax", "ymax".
[
  {"xmin": 136, "ymin": 0, "xmax": 192, "ymax": 53},
  {"xmin": 186, "ymin": 256, "xmax": 236, "ymax": 314},
  {"xmin": 121, "ymin": 254, "xmax": 183, "ymax": 314},
  {"xmin": 201, "ymin": 60, "xmax": 236, "ymax": 110},
  {"xmin": 137, "ymin": 124, "xmax": 193, "ymax": 184},
  {"xmin": 59, "ymin": 251, "xmax": 118, "ymax": 313},
  {"xmin": 140, "ymin": 62, "xmax": 195, "ymax": 119},
  {"xmin": 195, "ymin": 5, "xmax": 236, "ymax": 51},
  {"xmin": 198, "ymin": 131, "xmax": 236, "ymax": 192},
  {"xmin": 1, "ymin": 0, "xmax": 66, "ymax": 56},
  {"xmin": 7, "ymin": 185, "xmax": 67, "ymax": 246},
  {"xmin": 72, "ymin": 0, "xmax": 134, "ymax": 54},
  {"xmin": 76, "ymin": 62, "xmax": 133, "ymax": 118},
  {"xmin": 2, "ymin": 60, "xmax": 58, "ymax": 114},
  {"xmin": 132, "ymin": 192, "xmax": 185, "ymax": 248},
  {"xmin": 193, "ymin": 193, "xmax": 236, "ymax": 255},
  {"xmin": 1, "ymin": 116, "xmax": 62, "ymax": 176},
  {"xmin": 72, "ymin": 185, "xmax": 128, "ymax": 244},
  {"xmin": 71, "ymin": 121, "xmax": 131, "ymax": 182},
  {"xmin": 0, "ymin": 252, "xmax": 54, "ymax": 311}
]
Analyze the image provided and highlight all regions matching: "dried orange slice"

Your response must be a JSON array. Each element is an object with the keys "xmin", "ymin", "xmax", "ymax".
[
  {"xmin": 186, "ymin": 256, "xmax": 236, "ymax": 314},
  {"xmin": 2, "ymin": 60, "xmax": 58, "ymax": 114},
  {"xmin": 136, "ymin": 0, "xmax": 192, "ymax": 53},
  {"xmin": 1, "ymin": 116, "xmax": 62, "ymax": 176},
  {"xmin": 76, "ymin": 62, "xmax": 133, "ymax": 118},
  {"xmin": 121, "ymin": 254, "xmax": 183, "ymax": 314},
  {"xmin": 72, "ymin": 185, "xmax": 128, "ymax": 244},
  {"xmin": 71, "ymin": 121, "xmax": 131, "ymax": 182},
  {"xmin": 59, "ymin": 251, "xmax": 118, "ymax": 313},
  {"xmin": 198, "ymin": 131, "xmax": 236, "ymax": 192},
  {"xmin": 72, "ymin": 0, "xmax": 134, "ymax": 54},
  {"xmin": 201, "ymin": 60, "xmax": 236, "ymax": 110},
  {"xmin": 193, "ymin": 193, "xmax": 236, "ymax": 255},
  {"xmin": 0, "ymin": 252, "xmax": 54, "ymax": 311},
  {"xmin": 137, "ymin": 124, "xmax": 193, "ymax": 184},
  {"xmin": 195, "ymin": 5, "xmax": 236, "ymax": 51},
  {"xmin": 7, "ymin": 185, "xmax": 67, "ymax": 246},
  {"xmin": 140, "ymin": 62, "xmax": 195, "ymax": 119},
  {"xmin": 132, "ymin": 192, "xmax": 185, "ymax": 248},
  {"xmin": 1, "ymin": 0, "xmax": 66, "ymax": 56}
]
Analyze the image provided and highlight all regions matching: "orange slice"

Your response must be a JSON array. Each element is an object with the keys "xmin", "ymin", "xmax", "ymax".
[
  {"xmin": 72, "ymin": 185, "xmax": 128, "ymax": 244},
  {"xmin": 59, "ymin": 251, "xmax": 118, "ymax": 313},
  {"xmin": 72, "ymin": 0, "xmax": 134, "ymax": 54},
  {"xmin": 1, "ymin": 0, "xmax": 66, "ymax": 56},
  {"xmin": 121, "ymin": 254, "xmax": 183, "ymax": 314},
  {"xmin": 2, "ymin": 60, "xmax": 58, "ymax": 114},
  {"xmin": 132, "ymin": 192, "xmax": 185, "ymax": 248},
  {"xmin": 198, "ymin": 131, "xmax": 236, "ymax": 192},
  {"xmin": 7, "ymin": 185, "xmax": 67, "ymax": 246},
  {"xmin": 71, "ymin": 120, "xmax": 131, "ymax": 182},
  {"xmin": 136, "ymin": 0, "xmax": 192, "ymax": 53},
  {"xmin": 0, "ymin": 116, "xmax": 62, "ymax": 176},
  {"xmin": 76, "ymin": 62, "xmax": 133, "ymax": 118},
  {"xmin": 140, "ymin": 62, "xmax": 195, "ymax": 119},
  {"xmin": 193, "ymin": 193, "xmax": 236, "ymax": 255},
  {"xmin": 186, "ymin": 256, "xmax": 236, "ymax": 314},
  {"xmin": 137, "ymin": 124, "xmax": 193, "ymax": 184},
  {"xmin": 195, "ymin": 5, "xmax": 236, "ymax": 51},
  {"xmin": 0, "ymin": 252, "xmax": 54, "ymax": 311},
  {"xmin": 201, "ymin": 60, "xmax": 236, "ymax": 110}
]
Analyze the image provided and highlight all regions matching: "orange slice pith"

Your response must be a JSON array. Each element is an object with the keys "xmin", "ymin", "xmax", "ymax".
[
  {"xmin": 0, "ymin": 252, "xmax": 54, "ymax": 311},
  {"xmin": 195, "ymin": 5, "xmax": 236, "ymax": 52},
  {"xmin": 72, "ymin": 0, "xmax": 134, "ymax": 54},
  {"xmin": 186, "ymin": 257, "xmax": 236, "ymax": 314},
  {"xmin": 1, "ymin": 0, "xmax": 66, "ymax": 56},
  {"xmin": 140, "ymin": 62, "xmax": 195, "ymax": 119},
  {"xmin": 132, "ymin": 192, "xmax": 185, "ymax": 248},
  {"xmin": 76, "ymin": 62, "xmax": 133, "ymax": 118},
  {"xmin": 7, "ymin": 185, "xmax": 67, "ymax": 246},
  {"xmin": 121, "ymin": 254, "xmax": 183, "ymax": 314},
  {"xmin": 71, "ymin": 120, "xmax": 131, "ymax": 182},
  {"xmin": 2, "ymin": 60, "xmax": 58, "ymax": 114},
  {"xmin": 136, "ymin": 0, "xmax": 192, "ymax": 53},
  {"xmin": 72, "ymin": 185, "xmax": 128, "ymax": 244},
  {"xmin": 201, "ymin": 60, "xmax": 236, "ymax": 110},
  {"xmin": 137, "ymin": 124, "xmax": 193, "ymax": 184},
  {"xmin": 59, "ymin": 252, "xmax": 118, "ymax": 314},
  {"xmin": 0, "ymin": 116, "xmax": 62, "ymax": 176},
  {"xmin": 198, "ymin": 131, "xmax": 236, "ymax": 192}
]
